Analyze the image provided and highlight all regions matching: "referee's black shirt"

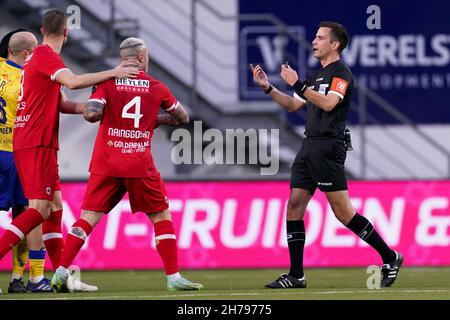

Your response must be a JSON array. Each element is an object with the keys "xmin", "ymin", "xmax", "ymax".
[{"xmin": 300, "ymin": 60, "xmax": 354, "ymax": 138}]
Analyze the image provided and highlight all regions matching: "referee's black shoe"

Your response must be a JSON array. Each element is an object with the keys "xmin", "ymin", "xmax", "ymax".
[
  {"xmin": 381, "ymin": 251, "xmax": 403, "ymax": 288},
  {"xmin": 265, "ymin": 274, "xmax": 307, "ymax": 289}
]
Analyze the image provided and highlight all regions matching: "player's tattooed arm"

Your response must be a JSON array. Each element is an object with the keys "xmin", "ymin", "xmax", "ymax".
[
  {"xmin": 155, "ymin": 102, "xmax": 189, "ymax": 128},
  {"xmin": 171, "ymin": 103, "xmax": 189, "ymax": 124},
  {"xmin": 83, "ymin": 101, "xmax": 105, "ymax": 123},
  {"xmin": 155, "ymin": 114, "xmax": 180, "ymax": 128}
]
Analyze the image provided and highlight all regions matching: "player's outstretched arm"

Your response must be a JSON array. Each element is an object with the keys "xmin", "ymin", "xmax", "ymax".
[
  {"xmin": 155, "ymin": 102, "xmax": 189, "ymax": 128},
  {"xmin": 55, "ymin": 63, "xmax": 139, "ymax": 90},
  {"xmin": 83, "ymin": 100, "xmax": 104, "ymax": 123},
  {"xmin": 250, "ymin": 64, "xmax": 305, "ymax": 113},
  {"xmin": 59, "ymin": 91, "xmax": 85, "ymax": 114}
]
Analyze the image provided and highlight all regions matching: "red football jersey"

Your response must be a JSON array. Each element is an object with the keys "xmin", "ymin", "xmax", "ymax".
[
  {"xmin": 13, "ymin": 45, "xmax": 67, "ymax": 150},
  {"xmin": 89, "ymin": 70, "xmax": 178, "ymax": 178}
]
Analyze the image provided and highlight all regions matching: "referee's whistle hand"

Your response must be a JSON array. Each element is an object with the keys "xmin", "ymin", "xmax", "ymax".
[{"xmin": 280, "ymin": 65, "xmax": 298, "ymax": 86}]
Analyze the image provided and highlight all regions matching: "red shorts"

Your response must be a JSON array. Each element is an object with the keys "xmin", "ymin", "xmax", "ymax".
[
  {"xmin": 82, "ymin": 173, "xmax": 169, "ymax": 214},
  {"xmin": 14, "ymin": 146, "xmax": 60, "ymax": 201}
]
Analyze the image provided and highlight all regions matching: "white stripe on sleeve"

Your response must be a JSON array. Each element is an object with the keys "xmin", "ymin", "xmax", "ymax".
[
  {"xmin": 88, "ymin": 98, "xmax": 106, "ymax": 105},
  {"xmin": 328, "ymin": 90, "xmax": 344, "ymax": 100},
  {"xmin": 51, "ymin": 68, "xmax": 69, "ymax": 81},
  {"xmin": 165, "ymin": 101, "xmax": 179, "ymax": 113}
]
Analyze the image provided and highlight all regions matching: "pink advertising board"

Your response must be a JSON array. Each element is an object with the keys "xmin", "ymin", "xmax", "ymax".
[{"xmin": 0, "ymin": 181, "xmax": 449, "ymax": 270}]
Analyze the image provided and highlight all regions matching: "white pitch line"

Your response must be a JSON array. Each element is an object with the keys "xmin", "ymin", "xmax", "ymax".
[{"xmin": 4, "ymin": 289, "xmax": 449, "ymax": 300}]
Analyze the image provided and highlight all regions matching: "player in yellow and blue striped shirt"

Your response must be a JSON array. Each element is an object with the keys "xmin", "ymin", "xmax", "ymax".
[{"xmin": 0, "ymin": 29, "xmax": 53, "ymax": 293}]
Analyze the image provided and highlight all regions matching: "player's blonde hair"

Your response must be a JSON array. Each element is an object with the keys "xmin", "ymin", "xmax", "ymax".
[{"xmin": 119, "ymin": 37, "xmax": 147, "ymax": 59}]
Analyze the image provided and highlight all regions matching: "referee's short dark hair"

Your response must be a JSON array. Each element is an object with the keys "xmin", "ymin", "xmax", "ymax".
[{"xmin": 319, "ymin": 21, "xmax": 349, "ymax": 54}]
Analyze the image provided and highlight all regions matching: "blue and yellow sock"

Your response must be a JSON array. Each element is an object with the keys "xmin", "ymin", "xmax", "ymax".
[{"xmin": 28, "ymin": 249, "xmax": 46, "ymax": 283}]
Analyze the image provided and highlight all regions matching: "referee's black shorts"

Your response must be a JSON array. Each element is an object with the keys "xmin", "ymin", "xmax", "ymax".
[{"xmin": 290, "ymin": 137, "xmax": 348, "ymax": 194}]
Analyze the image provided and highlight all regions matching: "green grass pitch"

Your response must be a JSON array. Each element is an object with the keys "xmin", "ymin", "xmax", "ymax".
[{"xmin": 1, "ymin": 267, "xmax": 449, "ymax": 300}]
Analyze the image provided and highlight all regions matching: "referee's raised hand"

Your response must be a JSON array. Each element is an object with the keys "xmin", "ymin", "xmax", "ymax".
[
  {"xmin": 280, "ymin": 64, "xmax": 299, "ymax": 86},
  {"xmin": 250, "ymin": 64, "xmax": 270, "ymax": 91}
]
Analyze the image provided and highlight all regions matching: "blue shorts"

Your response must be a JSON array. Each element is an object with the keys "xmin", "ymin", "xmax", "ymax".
[{"xmin": 0, "ymin": 150, "xmax": 28, "ymax": 210}]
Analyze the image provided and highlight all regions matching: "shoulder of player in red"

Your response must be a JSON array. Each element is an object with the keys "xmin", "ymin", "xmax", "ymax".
[
  {"xmin": 90, "ymin": 72, "xmax": 177, "ymax": 109},
  {"xmin": 27, "ymin": 44, "xmax": 56, "ymax": 61},
  {"xmin": 113, "ymin": 71, "xmax": 164, "ymax": 93},
  {"xmin": 23, "ymin": 44, "xmax": 67, "ymax": 80}
]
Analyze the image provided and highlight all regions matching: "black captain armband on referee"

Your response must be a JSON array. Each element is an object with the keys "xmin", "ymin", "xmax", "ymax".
[{"xmin": 292, "ymin": 80, "xmax": 307, "ymax": 95}]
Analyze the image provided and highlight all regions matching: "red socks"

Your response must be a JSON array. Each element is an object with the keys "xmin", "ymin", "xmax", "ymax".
[
  {"xmin": 60, "ymin": 219, "xmax": 93, "ymax": 268},
  {"xmin": 42, "ymin": 209, "xmax": 63, "ymax": 271},
  {"xmin": 154, "ymin": 220, "xmax": 179, "ymax": 275},
  {"xmin": 0, "ymin": 208, "xmax": 44, "ymax": 259}
]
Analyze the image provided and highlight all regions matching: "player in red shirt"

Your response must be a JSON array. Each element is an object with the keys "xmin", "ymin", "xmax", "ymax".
[
  {"xmin": 51, "ymin": 37, "xmax": 203, "ymax": 292},
  {"xmin": 0, "ymin": 9, "xmax": 138, "ymax": 292}
]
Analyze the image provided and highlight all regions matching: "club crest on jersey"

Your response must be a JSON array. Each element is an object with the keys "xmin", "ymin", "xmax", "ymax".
[
  {"xmin": 115, "ymin": 78, "xmax": 150, "ymax": 93},
  {"xmin": 45, "ymin": 186, "xmax": 51, "ymax": 195}
]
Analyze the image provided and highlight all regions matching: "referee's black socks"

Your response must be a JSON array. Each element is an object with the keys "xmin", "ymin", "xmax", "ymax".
[
  {"xmin": 346, "ymin": 213, "xmax": 396, "ymax": 264},
  {"xmin": 287, "ymin": 220, "xmax": 305, "ymax": 278}
]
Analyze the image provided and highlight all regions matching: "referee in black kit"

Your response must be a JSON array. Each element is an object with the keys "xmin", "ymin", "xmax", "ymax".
[{"xmin": 250, "ymin": 21, "xmax": 403, "ymax": 289}]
